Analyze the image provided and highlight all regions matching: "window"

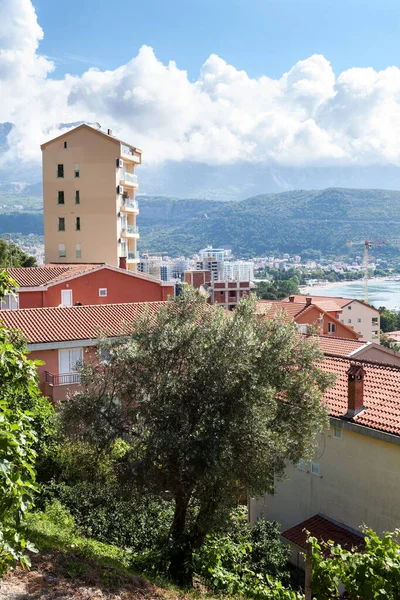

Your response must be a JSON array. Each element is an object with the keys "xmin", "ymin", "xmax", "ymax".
[
  {"xmin": 229, "ymin": 290, "xmax": 236, "ymax": 297},
  {"xmin": 63, "ymin": 141, "xmax": 67, "ymax": 149},
  {"xmin": 99, "ymin": 288, "xmax": 107, "ymax": 297},
  {"xmin": 58, "ymin": 243, "xmax": 66, "ymax": 258},
  {"xmin": 59, "ymin": 348, "xmax": 83, "ymax": 375},
  {"xmin": 61, "ymin": 289, "xmax": 73, "ymax": 307},
  {"xmin": 372, "ymin": 330, "xmax": 378, "ymax": 337},
  {"xmin": 311, "ymin": 461, "xmax": 320, "ymax": 476},
  {"xmin": 328, "ymin": 322, "xmax": 336, "ymax": 334},
  {"xmin": 75, "ymin": 217, "xmax": 81, "ymax": 231},
  {"xmin": 372, "ymin": 317, "xmax": 379, "ymax": 325},
  {"xmin": 333, "ymin": 425, "xmax": 343, "ymax": 439},
  {"xmin": 348, "ymin": 305, "xmax": 352, "ymax": 310},
  {"xmin": 357, "ymin": 318, "xmax": 361, "ymax": 323},
  {"xmin": 348, "ymin": 319, "xmax": 352, "ymax": 324},
  {"xmin": 57, "ymin": 164, "xmax": 64, "ymax": 178},
  {"xmin": 100, "ymin": 347, "xmax": 111, "ymax": 363},
  {"xmin": 1, "ymin": 293, "xmax": 19, "ymax": 311},
  {"xmin": 57, "ymin": 191, "xmax": 65, "ymax": 204},
  {"xmin": 297, "ymin": 324, "xmax": 308, "ymax": 334},
  {"xmin": 297, "ymin": 459, "xmax": 307, "ymax": 471},
  {"xmin": 76, "ymin": 243, "xmax": 81, "ymax": 259},
  {"xmin": 58, "ymin": 217, "xmax": 65, "ymax": 231},
  {"xmin": 74, "ymin": 164, "xmax": 80, "ymax": 178},
  {"xmin": 220, "ymin": 291, "xmax": 224, "ymax": 295},
  {"xmin": 75, "ymin": 190, "xmax": 80, "ymax": 204}
]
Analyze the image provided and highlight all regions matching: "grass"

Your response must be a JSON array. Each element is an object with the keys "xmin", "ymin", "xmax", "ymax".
[{"xmin": 21, "ymin": 502, "xmax": 220, "ymax": 600}]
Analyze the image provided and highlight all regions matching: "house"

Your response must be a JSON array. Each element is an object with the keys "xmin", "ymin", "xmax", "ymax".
[
  {"xmin": 257, "ymin": 299, "xmax": 360, "ymax": 340},
  {"xmin": 283, "ymin": 295, "xmax": 380, "ymax": 342},
  {"xmin": 0, "ymin": 302, "xmax": 167, "ymax": 401},
  {"xmin": 0, "ymin": 264, "xmax": 173, "ymax": 309},
  {"xmin": 41, "ymin": 124, "xmax": 141, "ymax": 271},
  {"xmin": 249, "ymin": 356, "xmax": 400, "ymax": 567},
  {"xmin": 316, "ymin": 335, "xmax": 400, "ymax": 366}
]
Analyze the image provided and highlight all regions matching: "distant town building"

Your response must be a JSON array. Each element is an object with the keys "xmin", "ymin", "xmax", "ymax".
[
  {"xmin": 223, "ymin": 261, "xmax": 254, "ymax": 282},
  {"xmin": 41, "ymin": 124, "xmax": 141, "ymax": 271}
]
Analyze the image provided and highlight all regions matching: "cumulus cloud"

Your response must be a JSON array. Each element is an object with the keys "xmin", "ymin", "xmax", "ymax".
[{"xmin": 2, "ymin": 0, "xmax": 400, "ymax": 170}]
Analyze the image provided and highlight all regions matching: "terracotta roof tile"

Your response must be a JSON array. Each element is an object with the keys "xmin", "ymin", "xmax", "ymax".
[
  {"xmin": 282, "ymin": 514, "xmax": 365, "ymax": 552},
  {"xmin": 256, "ymin": 301, "xmax": 308, "ymax": 321},
  {"xmin": 316, "ymin": 336, "xmax": 366, "ymax": 356},
  {"xmin": 3, "ymin": 264, "xmax": 101, "ymax": 287},
  {"xmin": 323, "ymin": 355, "xmax": 400, "ymax": 435},
  {"xmin": 283, "ymin": 294, "xmax": 379, "ymax": 312},
  {"xmin": 0, "ymin": 302, "xmax": 167, "ymax": 344}
]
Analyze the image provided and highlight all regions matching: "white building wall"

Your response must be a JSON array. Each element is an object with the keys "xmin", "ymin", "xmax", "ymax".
[{"xmin": 339, "ymin": 301, "xmax": 380, "ymax": 342}]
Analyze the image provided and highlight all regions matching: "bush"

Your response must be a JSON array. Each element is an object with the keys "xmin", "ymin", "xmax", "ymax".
[{"xmin": 194, "ymin": 508, "xmax": 294, "ymax": 597}]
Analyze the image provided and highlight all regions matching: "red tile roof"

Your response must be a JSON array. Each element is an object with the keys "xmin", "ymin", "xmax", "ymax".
[
  {"xmin": 284, "ymin": 294, "xmax": 379, "ymax": 312},
  {"xmin": 282, "ymin": 514, "xmax": 365, "ymax": 552},
  {"xmin": 323, "ymin": 355, "xmax": 400, "ymax": 435},
  {"xmin": 0, "ymin": 302, "xmax": 167, "ymax": 344},
  {"xmin": 316, "ymin": 336, "xmax": 367, "ymax": 357},
  {"xmin": 256, "ymin": 301, "xmax": 310, "ymax": 321},
  {"xmin": 3, "ymin": 264, "xmax": 101, "ymax": 287}
]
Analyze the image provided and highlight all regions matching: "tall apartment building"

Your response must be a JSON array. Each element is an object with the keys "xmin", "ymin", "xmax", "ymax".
[
  {"xmin": 223, "ymin": 261, "xmax": 254, "ymax": 282},
  {"xmin": 197, "ymin": 247, "xmax": 231, "ymax": 281},
  {"xmin": 41, "ymin": 124, "xmax": 141, "ymax": 271}
]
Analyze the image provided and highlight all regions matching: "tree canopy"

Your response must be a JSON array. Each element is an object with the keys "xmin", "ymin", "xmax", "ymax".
[
  {"xmin": 60, "ymin": 289, "xmax": 333, "ymax": 585},
  {"xmin": 0, "ymin": 238, "xmax": 36, "ymax": 268}
]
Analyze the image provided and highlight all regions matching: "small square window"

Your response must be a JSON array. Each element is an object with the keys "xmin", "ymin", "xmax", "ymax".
[
  {"xmin": 57, "ymin": 164, "xmax": 64, "ymax": 178},
  {"xmin": 348, "ymin": 319, "xmax": 352, "ymax": 324},
  {"xmin": 348, "ymin": 306, "xmax": 352, "ymax": 310},
  {"xmin": 333, "ymin": 426, "xmax": 343, "ymax": 439},
  {"xmin": 58, "ymin": 191, "xmax": 64, "ymax": 204},
  {"xmin": 76, "ymin": 243, "xmax": 81, "ymax": 259},
  {"xmin": 357, "ymin": 318, "xmax": 361, "ymax": 323},
  {"xmin": 297, "ymin": 459, "xmax": 307, "ymax": 471},
  {"xmin": 99, "ymin": 288, "xmax": 107, "ymax": 297},
  {"xmin": 58, "ymin": 243, "xmax": 66, "ymax": 258},
  {"xmin": 75, "ymin": 190, "xmax": 80, "ymax": 204},
  {"xmin": 311, "ymin": 461, "xmax": 320, "ymax": 476},
  {"xmin": 63, "ymin": 141, "xmax": 67, "ymax": 149},
  {"xmin": 328, "ymin": 322, "xmax": 336, "ymax": 334},
  {"xmin": 76, "ymin": 217, "xmax": 81, "ymax": 231},
  {"xmin": 58, "ymin": 217, "xmax": 65, "ymax": 231},
  {"xmin": 372, "ymin": 317, "xmax": 378, "ymax": 325},
  {"xmin": 74, "ymin": 164, "xmax": 80, "ymax": 178}
]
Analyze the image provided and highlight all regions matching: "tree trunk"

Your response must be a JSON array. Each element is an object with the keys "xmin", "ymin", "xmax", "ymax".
[{"xmin": 168, "ymin": 495, "xmax": 193, "ymax": 586}]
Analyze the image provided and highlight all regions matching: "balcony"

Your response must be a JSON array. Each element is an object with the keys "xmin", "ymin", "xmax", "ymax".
[
  {"xmin": 121, "ymin": 198, "xmax": 139, "ymax": 213},
  {"xmin": 121, "ymin": 225, "xmax": 139, "ymax": 238},
  {"xmin": 121, "ymin": 145, "xmax": 141, "ymax": 164},
  {"xmin": 44, "ymin": 371, "xmax": 81, "ymax": 402},
  {"xmin": 127, "ymin": 251, "xmax": 140, "ymax": 261},
  {"xmin": 120, "ymin": 171, "xmax": 138, "ymax": 187}
]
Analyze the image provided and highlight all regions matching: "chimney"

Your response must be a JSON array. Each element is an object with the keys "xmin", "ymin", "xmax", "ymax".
[
  {"xmin": 288, "ymin": 295, "xmax": 295, "ymax": 303},
  {"xmin": 346, "ymin": 364, "xmax": 365, "ymax": 417},
  {"xmin": 107, "ymin": 128, "xmax": 113, "ymax": 135},
  {"xmin": 306, "ymin": 297, "xmax": 312, "ymax": 305}
]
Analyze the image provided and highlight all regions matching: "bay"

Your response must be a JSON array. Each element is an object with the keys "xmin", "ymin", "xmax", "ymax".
[{"xmin": 301, "ymin": 279, "xmax": 400, "ymax": 311}]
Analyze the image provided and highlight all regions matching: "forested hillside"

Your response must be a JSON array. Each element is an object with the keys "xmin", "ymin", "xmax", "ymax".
[
  {"xmin": 138, "ymin": 188, "xmax": 400, "ymax": 256},
  {"xmin": 3, "ymin": 187, "xmax": 400, "ymax": 257}
]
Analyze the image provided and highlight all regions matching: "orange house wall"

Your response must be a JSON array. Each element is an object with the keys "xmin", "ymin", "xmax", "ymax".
[
  {"xmin": 19, "ymin": 269, "xmax": 174, "ymax": 308},
  {"xmin": 30, "ymin": 346, "xmax": 97, "ymax": 395},
  {"xmin": 296, "ymin": 306, "xmax": 359, "ymax": 340}
]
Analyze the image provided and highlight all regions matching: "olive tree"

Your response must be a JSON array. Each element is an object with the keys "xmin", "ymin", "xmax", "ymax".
[{"xmin": 61, "ymin": 289, "xmax": 333, "ymax": 585}]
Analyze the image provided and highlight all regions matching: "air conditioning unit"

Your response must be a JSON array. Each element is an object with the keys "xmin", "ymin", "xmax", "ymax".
[
  {"xmin": 116, "ymin": 158, "xmax": 123, "ymax": 168},
  {"xmin": 117, "ymin": 185, "xmax": 124, "ymax": 195}
]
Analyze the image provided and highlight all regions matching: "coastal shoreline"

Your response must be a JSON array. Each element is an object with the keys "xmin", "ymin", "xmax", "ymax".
[{"xmin": 300, "ymin": 275, "xmax": 399, "ymax": 295}]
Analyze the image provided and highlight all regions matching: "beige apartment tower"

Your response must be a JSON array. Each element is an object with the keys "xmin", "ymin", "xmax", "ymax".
[{"xmin": 41, "ymin": 124, "xmax": 141, "ymax": 270}]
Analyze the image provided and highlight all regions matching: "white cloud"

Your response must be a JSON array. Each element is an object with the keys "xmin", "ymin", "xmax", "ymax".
[{"xmin": 2, "ymin": 0, "xmax": 400, "ymax": 171}]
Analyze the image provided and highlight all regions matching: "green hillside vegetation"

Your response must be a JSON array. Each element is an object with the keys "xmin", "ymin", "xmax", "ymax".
[
  {"xmin": 138, "ymin": 188, "xmax": 400, "ymax": 257},
  {"xmin": 4, "ymin": 188, "xmax": 400, "ymax": 257}
]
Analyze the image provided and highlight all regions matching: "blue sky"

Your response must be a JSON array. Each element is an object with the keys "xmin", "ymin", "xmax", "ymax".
[{"xmin": 34, "ymin": 0, "xmax": 400, "ymax": 80}]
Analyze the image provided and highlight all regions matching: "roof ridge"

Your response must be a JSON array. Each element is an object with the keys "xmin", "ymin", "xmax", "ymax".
[
  {"xmin": 1, "ymin": 301, "xmax": 168, "ymax": 314},
  {"xmin": 325, "ymin": 353, "xmax": 400, "ymax": 371}
]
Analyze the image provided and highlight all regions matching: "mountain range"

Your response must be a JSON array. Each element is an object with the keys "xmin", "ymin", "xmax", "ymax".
[{"xmin": 2, "ymin": 187, "xmax": 400, "ymax": 258}]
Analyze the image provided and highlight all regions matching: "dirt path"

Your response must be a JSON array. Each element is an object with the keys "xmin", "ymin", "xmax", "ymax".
[{"xmin": 0, "ymin": 552, "xmax": 167, "ymax": 600}]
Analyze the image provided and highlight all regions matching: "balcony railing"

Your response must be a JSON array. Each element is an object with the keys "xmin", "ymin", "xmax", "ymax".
[
  {"xmin": 128, "ymin": 251, "xmax": 140, "ymax": 260},
  {"xmin": 45, "ymin": 371, "xmax": 81, "ymax": 386},
  {"xmin": 122, "ymin": 198, "xmax": 139, "ymax": 211},
  {"xmin": 121, "ymin": 145, "xmax": 141, "ymax": 163},
  {"xmin": 121, "ymin": 171, "xmax": 138, "ymax": 185}
]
